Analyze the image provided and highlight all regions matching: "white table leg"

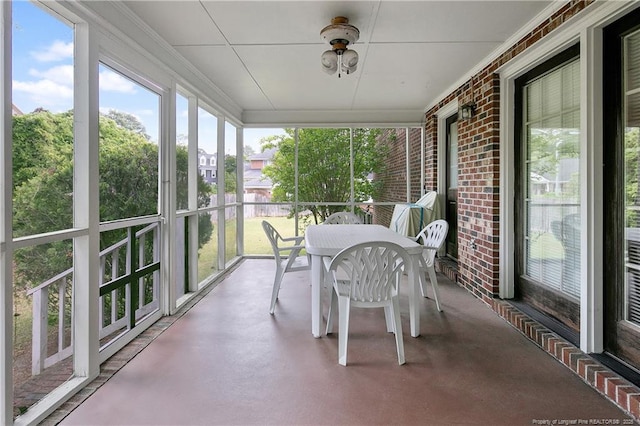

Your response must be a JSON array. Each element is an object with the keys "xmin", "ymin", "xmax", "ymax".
[
  {"xmin": 311, "ymin": 254, "xmax": 323, "ymax": 338},
  {"xmin": 409, "ymin": 256, "xmax": 421, "ymax": 337}
]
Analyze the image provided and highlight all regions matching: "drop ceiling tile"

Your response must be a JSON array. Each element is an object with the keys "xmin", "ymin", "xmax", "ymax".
[
  {"xmin": 125, "ymin": 1, "xmax": 226, "ymax": 46},
  {"xmin": 176, "ymin": 45, "xmax": 273, "ymax": 111}
]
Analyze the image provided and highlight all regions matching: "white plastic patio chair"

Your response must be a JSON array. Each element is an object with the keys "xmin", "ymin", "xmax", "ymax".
[
  {"xmin": 262, "ymin": 220, "xmax": 310, "ymax": 314},
  {"xmin": 411, "ymin": 219, "xmax": 449, "ymax": 312},
  {"xmin": 324, "ymin": 212, "xmax": 362, "ymax": 224},
  {"xmin": 325, "ymin": 241, "xmax": 411, "ymax": 366}
]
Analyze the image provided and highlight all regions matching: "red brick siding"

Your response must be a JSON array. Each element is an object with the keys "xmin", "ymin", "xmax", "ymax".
[
  {"xmin": 423, "ymin": 115, "xmax": 438, "ymax": 192},
  {"xmin": 377, "ymin": 0, "xmax": 593, "ymax": 300},
  {"xmin": 408, "ymin": 127, "xmax": 423, "ymax": 202},
  {"xmin": 375, "ymin": 128, "xmax": 407, "ymax": 226}
]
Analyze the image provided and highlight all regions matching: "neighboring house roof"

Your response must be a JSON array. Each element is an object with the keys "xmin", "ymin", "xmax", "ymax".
[
  {"xmin": 244, "ymin": 178, "xmax": 273, "ymax": 189},
  {"xmin": 244, "ymin": 150, "xmax": 275, "ymax": 190},
  {"xmin": 243, "ymin": 166, "xmax": 272, "ymax": 188},
  {"xmin": 249, "ymin": 147, "xmax": 277, "ymax": 161},
  {"xmin": 244, "ymin": 168, "xmax": 263, "ymax": 180},
  {"xmin": 12, "ymin": 104, "xmax": 23, "ymax": 116}
]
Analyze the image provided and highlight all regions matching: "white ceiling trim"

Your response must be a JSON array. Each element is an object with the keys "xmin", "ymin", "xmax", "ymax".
[{"xmin": 242, "ymin": 108, "xmax": 424, "ymax": 128}]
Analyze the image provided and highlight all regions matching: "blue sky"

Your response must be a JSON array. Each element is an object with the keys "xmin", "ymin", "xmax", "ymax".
[{"xmin": 12, "ymin": 1, "xmax": 283, "ymax": 154}]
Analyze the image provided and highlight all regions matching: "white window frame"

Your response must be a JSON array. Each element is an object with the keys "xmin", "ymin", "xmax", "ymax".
[{"xmin": 1, "ymin": 2, "xmax": 13, "ymax": 423}]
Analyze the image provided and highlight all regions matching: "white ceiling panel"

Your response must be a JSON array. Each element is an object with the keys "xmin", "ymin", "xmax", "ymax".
[
  {"xmin": 119, "ymin": 0, "xmax": 556, "ymax": 125},
  {"xmin": 355, "ymin": 42, "xmax": 499, "ymax": 110},
  {"xmin": 124, "ymin": 1, "xmax": 226, "ymax": 46},
  {"xmin": 236, "ymin": 44, "xmax": 360, "ymax": 110},
  {"xmin": 175, "ymin": 45, "xmax": 273, "ymax": 111},
  {"xmin": 201, "ymin": 1, "xmax": 378, "ymax": 45},
  {"xmin": 371, "ymin": 1, "xmax": 552, "ymax": 42}
]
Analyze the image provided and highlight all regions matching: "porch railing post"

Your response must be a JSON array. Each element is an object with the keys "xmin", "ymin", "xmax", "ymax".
[{"xmin": 31, "ymin": 286, "xmax": 48, "ymax": 375}]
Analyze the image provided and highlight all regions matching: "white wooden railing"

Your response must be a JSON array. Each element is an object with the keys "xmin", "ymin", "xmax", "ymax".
[{"xmin": 26, "ymin": 223, "xmax": 160, "ymax": 375}]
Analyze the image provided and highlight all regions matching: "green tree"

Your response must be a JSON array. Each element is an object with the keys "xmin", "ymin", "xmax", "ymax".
[
  {"xmin": 12, "ymin": 110, "xmax": 213, "ymax": 291},
  {"xmin": 224, "ymin": 154, "xmax": 237, "ymax": 194},
  {"xmin": 104, "ymin": 109, "xmax": 151, "ymax": 140},
  {"xmin": 528, "ymin": 128, "xmax": 580, "ymax": 179},
  {"xmin": 12, "ymin": 110, "xmax": 74, "ymax": 190},
  {"xmin": 261, "ymin": 128, "xmax": 386, "ymax": 224}
]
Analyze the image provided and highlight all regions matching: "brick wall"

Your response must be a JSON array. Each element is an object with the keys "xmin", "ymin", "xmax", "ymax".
[
  {"xmin": 376, "ymin": 0, "xmax": 593, "ymax": 303},
  {"xmin": 375, "ymin": 128, "xmax": 407, "ymax": 227},
  {"xmin": 375, "ymin": 127, "xmax": 433, "ymax": 227}
]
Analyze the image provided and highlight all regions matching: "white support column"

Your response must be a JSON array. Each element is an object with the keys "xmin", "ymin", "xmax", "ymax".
[
  {"xmin": 0, "ymin": 2, "xmax": 13, "ymax": 423},
  {"xmin": 217, "ymin": 116, "xmax": 225, "ymax": 270},
  {"xmin": 72, "ymin": 21, "xmax": 100, "ymax": 380},
  {"xmin": 162, "ymin": 83, "xmax": 176, "ymax": 315},
  {"xmin": 236, "ymin": 126, "xmax": 244, "ymax": 256},
  {"xmin": 580, "ymin": 27, "xmax": 604, "ymax": 353}
]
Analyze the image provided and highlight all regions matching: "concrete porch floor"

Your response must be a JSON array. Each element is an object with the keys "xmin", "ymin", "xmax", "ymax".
[{"xmin": 43, "ymin": 259, "xmax": 635, "ymax": 425}]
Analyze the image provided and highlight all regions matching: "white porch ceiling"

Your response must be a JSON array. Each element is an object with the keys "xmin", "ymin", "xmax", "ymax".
[{"xmin": 121, "ymin": 0, "xmax": 554, "ymax": 126}]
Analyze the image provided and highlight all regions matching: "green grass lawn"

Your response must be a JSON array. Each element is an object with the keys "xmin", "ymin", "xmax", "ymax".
[
  {"xmin": 197, "ymin": 216, "xmax": 301, "ymax": 282},
  {"xmin": 243, "ymin": 216, "xmax": 302, "ymax": 255}
]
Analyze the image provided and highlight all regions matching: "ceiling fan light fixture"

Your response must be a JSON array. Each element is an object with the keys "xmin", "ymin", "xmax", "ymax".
[
  {"xmin": 320, "ymin": 16, "xmax": 360, "ymax": 78},
  {"xmin": 321, "ymin": 50, "xmax": 338, "ymax": 74},
  {"xmin": 342, "ymin": 62, "xmax": 357, "ymax": 75},
  {"xmin": 341, "ymin": 49, "xmax": 358, "ymax": 68}
]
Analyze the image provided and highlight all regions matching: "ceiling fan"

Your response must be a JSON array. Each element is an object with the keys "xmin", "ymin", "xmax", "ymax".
[{"xmin": 320, "ymin": 16, "xmax": 360, "ymax": 78}]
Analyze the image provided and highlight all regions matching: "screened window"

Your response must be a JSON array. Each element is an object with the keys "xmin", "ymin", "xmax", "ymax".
[
  {"xmin": 11, "ymin": 2, "xmax": 76, "ymax": 417},
  {"xmin": 522, "ymin": 56, "xmax": 581, "ymax": 299}
]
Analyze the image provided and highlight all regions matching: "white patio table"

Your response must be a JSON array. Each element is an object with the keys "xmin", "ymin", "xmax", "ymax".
[{"xmin": 305, "ymin": 224, "xmax": 424, "ymax": 338}]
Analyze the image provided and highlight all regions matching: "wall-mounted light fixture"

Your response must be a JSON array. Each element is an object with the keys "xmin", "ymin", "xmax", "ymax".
[
  {"xmin": 459, "ymin": 102, "xmax": 476, "ymax": 120},
  {"xmin": 459, "ymin": 75, "xmax": 476, "ymax": 120}
]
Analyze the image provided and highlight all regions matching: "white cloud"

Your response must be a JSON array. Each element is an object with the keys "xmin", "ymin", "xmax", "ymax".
[
  {"xmin": 28, "ymin": 65, "xmax": 73, "ymax": 86},
  {"xmin": 13, "ymin": 79, "xmax": 73, "ymax": 110},
  {"xmin": 31, "ymin": 40, "xmax": 73, "ymax": 63},
  {"xmin": 135, "ymin": 109, "xmax": 154, "ymax": 117},
  {"xmin": 99, "ymin": 70, "xmax": 137, "ymax": 94}
]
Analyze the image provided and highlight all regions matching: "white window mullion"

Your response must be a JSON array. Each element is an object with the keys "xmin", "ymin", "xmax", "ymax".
[
  {"xmin": 420, "ymin": 127, "xmax": 425, "ymax": 197},
  {"xmin": 236, "ymin": 126, "xmax": 243, "ymax": 256},
  {"xmin": 187, "ymin": 95, "xmax": 198, "ymax": 292},
  {"xmin": 405, "ymin": 128, "xmax": 410, "ymax": 202},
  {"xmin": 294, "ymin": 128, "xmax": 299, "ymax": 235},
  {"xmin": 216, "ymin": 116, "xmax": 225, "ymax": 270},
  {"xmin": 1, "ymin": 1, "xmax": 13, "ymax": 424},
  {"xmin": 350, "ymin": 128, "xmax": 355, "ymax": 212}
]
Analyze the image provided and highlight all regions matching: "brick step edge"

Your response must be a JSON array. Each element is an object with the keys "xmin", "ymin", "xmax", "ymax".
[{"xmin": 492, "ymin": 300, "xmax": 640, "ymax": 422}]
